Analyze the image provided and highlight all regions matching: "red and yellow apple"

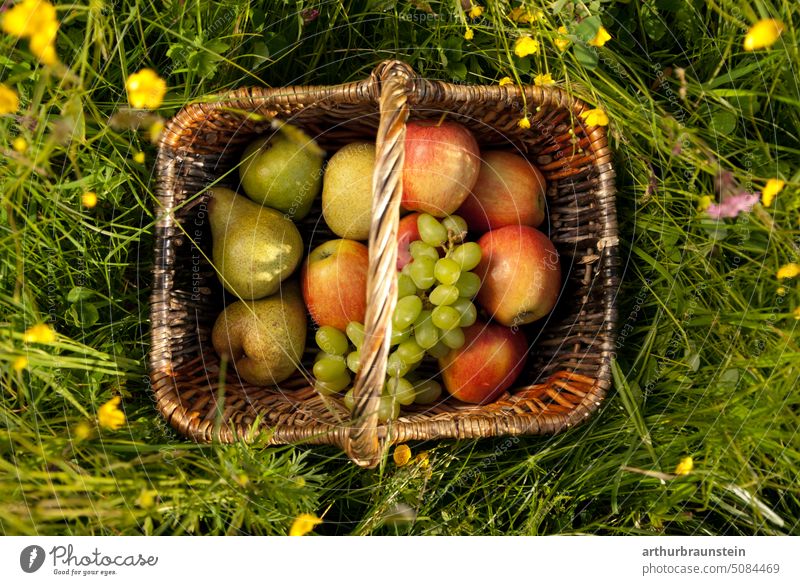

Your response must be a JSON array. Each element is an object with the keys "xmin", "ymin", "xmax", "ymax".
[
  {"xmin": 301, "ymin": 239, "xmax": 368, "ymax": 330},
  {"xmin": 457, "ymin": 151, "xmax": 547, "ymax": 232},
  {"xmin": 438, "ymin": 322, "xmax": 528, "ymax": 404},
  {"xmin": 396, "ymin": 212, "xmax": 421, "ymax": 270},
  {"xmin": 475, "ymin": 226, "xmax": 561, "ymax": 327},
  {"xmin": 402, "ymin": 120, "xmax": 480, "ymax": 217}
]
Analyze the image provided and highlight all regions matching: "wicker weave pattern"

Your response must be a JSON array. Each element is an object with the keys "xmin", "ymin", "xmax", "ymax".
[{"xmin": 150, "ymin": 61, "xmax": 619, "ymax": 467}]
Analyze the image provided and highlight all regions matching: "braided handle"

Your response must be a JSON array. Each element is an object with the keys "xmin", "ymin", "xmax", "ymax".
[{"xmin": 343, "ymin": 61, "xmax": 414, "ymax": 467}]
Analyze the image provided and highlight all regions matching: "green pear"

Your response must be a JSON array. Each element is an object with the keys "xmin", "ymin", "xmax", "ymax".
[
  {"xmin": 212, "ymin": 282, "xmax": 307, "ymax": 386},
  {"xmin": 209, "ymin": 187, "xmax": 303, "ymax": 300},
  {"xmin": 322, "ymin": 142, "xmax": 376, "ymax": 240},
  {"xmin": 239, "ymin": 128, "xmax": 324, "ymax": 219}
]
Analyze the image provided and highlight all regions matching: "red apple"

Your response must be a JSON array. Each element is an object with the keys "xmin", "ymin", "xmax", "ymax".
[
  {"xmin": 457, "ymin": 151, "xmax": 547, "ymax": 232},
  {"xmin": 396, "ymin": 212, "xmax": 421, "ymax": 270},
  {"xmin": 475, "ymin": 225, "xmax": 561, "ymax": 327},
  {"xmin": 438, "ymin": 322, "xmax": 528, "ymax": 404},
  {"xmin": 402, "ymin": 120, "xmax": 480, "ymax": 217},
  {"xmin": 301, "ymin": 239, "xmax": 368, "ymax": 330}
]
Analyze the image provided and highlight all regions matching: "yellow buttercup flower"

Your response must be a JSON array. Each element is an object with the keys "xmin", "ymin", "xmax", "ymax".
[
  {"xmin": 126, "ymin": 69, "xmax": 167, "ymax": 110},
  {"xmin": 289, "ymin": 513, "xmax": 322, "ymax": 536},
  {"xmin": 674, "ymin": 456, "xmax": 694, "ymax": 476},
  {"xmin": 82, "ymin": 192, "xmax": 98, "ymax": 208},
  {"xmin": 469, "ymin": 5, "xmax": 483, "ymax": 19},
  {"xmin": 761, "ymin": 179, "xmax": 785, "ymax": 207},
  {"xmin": 23, "ymin": 323, "xmax": 56, "ymax": 344},
  {"xmin": 777, "ymin": 263, "xmax": 800, "ymax": 280},
  {"xmin": 133, "ymin": 151, "xmax": 145, "ymax": 164},
  {"xmin": 518, "ymin": 116, "xmax": 531, "ymax": 129},
  {"xmin": 555, "ymin": 25, "xmax": 570, "ymax": 52},
  {"xmin": 589, "ymin": 26, "xmax": 611, "ymax": 47},
  {"xmin": 794, "ymin": 307, "xmax": 800, "ymax": 320},
  {"xmin": 1, "ymin": 0, "xmax": 56, "ymax": 38},
  {"xmin": 698, "ymin": 195, "xmax": 713, "ymax": 211},
  {"xmin": 534, "ymin": 73, "xmax": 554, "ymax": 86},
  {"xmin": 514, "ymin": 36, "xmax": 539, "ymax": 58},
  {"xmin": 393, "ymin": 444, "xmax": 412, "ymax": 467},
  {"xmin": 464, "ymin": 27, "xmax": 474, "ymax": 41},
  {"xmin": 498, "ymin": 76, "xmax": 512, "ymax": 87},
  {"xmin": 12, "ymin": 137, "xmax": 27, "ymax": 153},
  {"xmin": 28, "ymin": 21, "xmax": 59, "ymax": 65},
  {"xmin": 97, "ymin": 396, "xmax": 126, "ymax": 431},
  {"xmin": 743, "ymin": 19, "xmax": 784, "ymax": 51},
  {"xmin": 73, "ymin": 421, "xmax": 92, "ymax": 442},
  {"xmin": 580, "ymin": 108, "xmax": 609, "ymax": 127},
  {"xmin": 12, "ymin": 356, "xmax": 28, "ymax": 372},
  {"xmin": 414, "ymin": 451, "xmax": 430, "ymax": 468},
  {"xmin": 0, "ymin": 83, "xmax": 19, "ymax": 115},
  {"xmin": 148, "ymin": 120, "xmax": 165, "ymax": 143},
  {"xmin": 508, "ymin": 7, "xmax": 542, "ymax": 23}
]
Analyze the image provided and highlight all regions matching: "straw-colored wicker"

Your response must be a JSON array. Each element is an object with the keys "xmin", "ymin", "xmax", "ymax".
[{"xmin": 150, "ymin": 60, "xmax": 619, "ymax": 468}]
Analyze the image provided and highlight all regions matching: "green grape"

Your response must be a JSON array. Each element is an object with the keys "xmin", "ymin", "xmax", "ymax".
[
  {"xmin": 441, "ymin": 326, "xmax": 465, "ymax": 349},
  {"xmin": 414, "ymin": 310, "xmax": 439, "ymax": 349},
  {"xmin": 387, "ymin": 351, "xmax": 411, "ymax": 377},
  {"xmin": 451, "ymin": 242, "xmax": 482, "ymax": 271},
  {"xmin": 409, "ymin": 257, "xmax": 436, "ymax": 290},
  {"xmin": 346, "ymin": 321, "xmax": 366, "ymax": 348},
  {"xmin": 442, "ymin": 215, "xmax": 468, "ymax": 242},
  {"xmin": 455, "ymin": 271, "xmax": 481, "ymax": 298},
  {"xmin": 315, "ymin": 326, "xmax": 349, "ymax": 356},
  {"xmin": 432, "ymin": 305, "xmax": 461, "ymax": 330},
  {"xmin": 387, "ymin": 377, "xmax": 416, "ymax": 406},
  {"xmin": 401, "ymin": 262, "xmax": 413, "ymax": 276},
  {"xmin": 434, "ymin": 257, "xmax": 461, "ymax": 285},
  {"xmin": 378, "ymin": 395, "xmax": 401, "ymax": 423},
  {"xmin": 452, "ymin": 298, "xmax": 478, "ymax": 327},
  {"xmin": 427, "ymin": 340, "xmax": 450, "ymax": 359},
  {"xmin": 343, "ymin": 389, "xmax": 355, "ymax": 411},
  {"xmin": 429, "ymin": 284, "xmax": 459, "ymax": 306},
  {"xmin": 346, "ymin": 350, "xmax": 361, "ymax": 373},
  {"xmin": 315, "ymin": 373, "xmax": 350, "ymax": 395},
  {"xmin": 417, "ymin": 213, "xmax": 448, "ymax": 247},
  {"xmin": 397, "ymin": 274, "xmax": 417, "ymax": 298},
  {"xmin": 393, "ymin": 295, "xmax": 423, "ymax": 331},
  {"xmin": 396, "ymin": 339, "xmax": 425, "ymax": 364},
  {"xmin": 409, "ymin": 241, "xmax": 439, "ymax": 262},
  {"xmin": 390, "ymin": 327, "xmax": 411, "ymax": 346},
  {"xmin": 313, "ymin": 354, "xmax": 347, "ymax": 381},
  {"xmin": 414, "ymin": 379, "xmax": 443, "ymax": 405}
]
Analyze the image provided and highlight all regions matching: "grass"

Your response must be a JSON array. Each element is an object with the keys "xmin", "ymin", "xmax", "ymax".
[{"xmin": 1, "ymin": 0, "xmax": 799, "ymax": 535}]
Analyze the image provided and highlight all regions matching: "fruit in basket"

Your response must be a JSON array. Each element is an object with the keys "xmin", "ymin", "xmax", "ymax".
[
  {"xmin": 402, "ymin": 120, "xmax": 480, "ymax": 217},
  {"xmin": 211, "ymin": 282, "xmax": 307, "ymax": 386},
  {"xmin": 396, "ymin": 212, "xmax": 421, "ymax": 270},
  {"xmin": 238, "ymin": 127, "xmax": 324, "ymax": 219},
  {"xmin": 475, "ymin": 225, "xmax": 561, "ymax": 327},
  {"xmin": 209, "ymin": 187, "xmax": 303, "ymax": 300},
  {"xmin": 438, "ymin": 322, "xmax": 528, "ymax": 404},
  {"xmin": 302, "ymin": 239, "xmax": 369, "ymax": 330},
  {"xmin": 457, "ymin": 151, "xmax": 547, "ymax": 232},
  {"xmin": 323, "ymin": 142, "xmax": 376, "ymax": 240}
]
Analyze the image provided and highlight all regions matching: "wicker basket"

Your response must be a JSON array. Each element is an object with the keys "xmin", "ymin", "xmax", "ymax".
[{"xmin": 149, "ymin": 60, "xmax": 619, "ymax": 468}]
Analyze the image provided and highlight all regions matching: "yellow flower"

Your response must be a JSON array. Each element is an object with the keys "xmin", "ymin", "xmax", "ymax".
[
  {"xmin": 743, "ymin": 19, "xmax": 784, "ymax": 51},
  {"xmin": 23, "ymin": 323, "xmax": 56, "ymax": 344},
  {"xmin": 136, "ymin": 489, "xmax": 157, "ymax": 509},
  {"xmin": 514, "ymin": 36, "xmax": 539, "ymax": 58},
  {"xmin": 126, "ymin": 69, "xmax": 167, "ymax": 110},
  {"xmin": 469, "ymin": 5, "xmax": 483, "ymax": 19},
  {"xmin": 761, "ymin": 179, "xmax": 785, "ymax": 207},
  {"xmin": 393, "ymin": 444, "xmax": 412, "ymax": 467},
  {"xmin": 1, "ymin": 0, "xmax": 56, "ymax": 38},
  {"xmin": 73, "ymin": 421, "xmax": 92, "ymax": 442},
  {"xmin": 133, "ymin": 151, "xmax": 145, "ymax": 164},
  {"xmin": 464, "ymin": 27, "xmax": 474, "ymax": 41},
  {"xmin": 555, "ymin": 25, "xmax": 570, "ymax": 52},
  {"xmin": 148, "ymin": 120, "xmax": 165, "ymax": 143},
  {"xmin": 414, "ymin": 451, "xmax": 430, "ymax": 468},
  {"xmin": 12, "ymin": 356, "xmax": 28, "ymax": 372},
  {"xmin": 777, "ymin": 263, "xmax": 800, "ymax": 280},
  {"xmin": 28, "ymin": 18, "xmax": 58, "ymax": 65},
  {"xmin": 698, "ymin": 195, "xmax": 713, "ymax": 211},
  {"xmin": 97, "ymin": 396, "xmax": 126, "ymax": 431},
  {"xmin": 498, "ymin": 76, "xmax": 512, "ymax": 87},
  {"xmin": 82, "ymin": 192, "xmax": 98, "ymax": 208},
  {"xmin": 534, "ymin": 73, "xmax": 554, "ymax": 86},
  {"xmin": 580, "ymin": 108, "xmax": 609, "ymax": 127},
  {"xmin": 289, "ymin": 513, "xmax": 322, "ymax": 536},
  {"xmin": 508, "ymin": 7, "xmax": 542, "ymax": 23},
  {"xmin": 518, "ymin": 116, "xmax": 531, "ymax": 129},
  {"xmin": 794, "ymin": 307, "xmax": 800, "ymax": 320},
  {"xmin": 589, "ymin": 26, "xmax": 611, "ymax": 47},
  {"xmin": 12, "ymin": 137, "xmax": 27, "ymax": 153},
  {"xmin": 777, "ymin": 286, "xmax": 786, "ymax": 296},
  {"xmin": 0, "ymin": 83, "xmax": 19, "ymax": 115},
  {"xmin": 674, "ymin": 456, "xmax": 694, "ymax": 476}
]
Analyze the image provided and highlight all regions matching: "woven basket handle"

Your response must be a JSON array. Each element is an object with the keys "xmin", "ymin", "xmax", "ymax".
[{"xmin": 343, "ymin": 61, "xmax": 414, "ymax": 467}]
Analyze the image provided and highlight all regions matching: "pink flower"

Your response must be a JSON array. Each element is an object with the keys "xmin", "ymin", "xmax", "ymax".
[{"xmin": 705, "ymin": 192, "xmax": 759, "ymax": 219}]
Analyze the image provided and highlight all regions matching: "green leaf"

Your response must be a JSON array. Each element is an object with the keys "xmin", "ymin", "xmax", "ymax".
[
  {"xmin": 573, "ymin": 43, "xmax": 598, "ymax": 70},
  {"xmin": 574, "ymin": 16, "xmax": 602, "ymax": 43},
  {"xmin": 67, "ymin": 287, "xmax": 94, "ymax": 303}
]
